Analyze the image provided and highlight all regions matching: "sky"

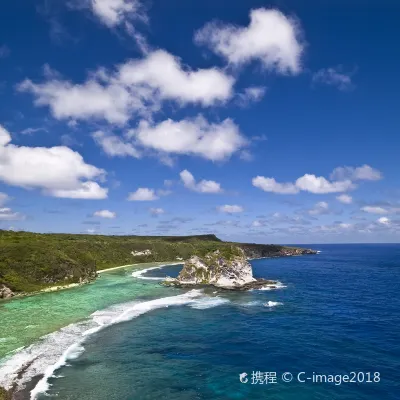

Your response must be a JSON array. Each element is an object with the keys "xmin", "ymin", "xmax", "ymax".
[{"xmin": 0, "ymin": 0, "xmax": 399, "ymax": 244}]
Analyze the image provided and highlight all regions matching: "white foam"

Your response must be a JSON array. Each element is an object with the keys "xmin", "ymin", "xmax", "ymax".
[
  {"xmin": 0, "ymin": 289, "xmax": 204, "ymax": 398},
  {"xmin": 264, "ymin": 301, "xmax": 283, "ymax": 307},
  {"xmin": 30, "ymin": 343, "xmax": 85, "ymax": 399},
  {"xmin": 131, "ymin": 264, "xmax": 178, "ymax": 281},
  {"xmin": 253, "ymin": 282, "xmax": 287, "ymax": 291},
  {"xmin": 189, "ymin": 297, "xmax": 230, "ymax": 310},
  {"xmin": 239, "ymin": 301, "xmax": 264, "ymax": 307}
]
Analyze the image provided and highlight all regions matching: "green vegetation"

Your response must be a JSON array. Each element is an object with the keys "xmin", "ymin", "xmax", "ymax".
[{"xmin": 0, "ymin": 230, "xmax": 311, "ymax": 294}]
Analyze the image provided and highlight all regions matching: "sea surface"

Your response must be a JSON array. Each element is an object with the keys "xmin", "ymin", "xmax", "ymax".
[{"xmin": 1, "ymin": 244, "xmax": 399, "ymax": 399}]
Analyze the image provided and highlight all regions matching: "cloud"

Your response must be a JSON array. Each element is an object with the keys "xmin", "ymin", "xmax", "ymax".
[
  {"xmin": 94, "ymin": 209, "xmax": 116, "ymax": 218},
  {"xmin": 312, "ymin": 66, "xmax": 354, "ymax": 91},
  {"xmin": 127, "ymin": 187, "xmax": 158, "ymax": 201},
  {"xmin": 252, "ymin": 176, "xmax": 299, "ymax": 194},
  {"xmin": 253, "ymin": 175, "xmax": 353, "ymax": 194},
  {"xmin": 0, "ymin": 193, "xmax": 24, "ymax": 221},
  {"xmin": 20, "ymin": 127, "xmax": 48, "ymax": 135},
  {"xmin": 0, "ymin": 125, "xmax": 107, "ymax": 199},
  {"xmin": 18, "ymin": 50, "xmax": 234, "ymax": 125},
  {"xmin": 149, "ymin": 207, "xmax": 164, "ymax": 216},
  {"xmin": 330, "ymin": 165, "xmax": 382, "ymax": 182},
  {"xmin": 49, "ymin": 182, "xmax": 108, "ymax": 199},
  {"xmin": 295, "ymin": 174, "xmax": 354, "ymax": 194},
  {"xmin": 195, "ymin": 8, "xmax": 304, "ymax": 74},
  {"xmin": 128, "ymin": 116, "xmax": 247, "ymax": 161},
  {"xmin": 180, "ymin": 169, "xmax": 222, "ymax": 193},
  {"xmin": 89, "ymin": 0, "xmax": 144, "ymax": 27},
  {"xmin": 337, "ymin": 194, "xmax": 353, "ymax": 204},
  {"xmin": 252, "ymin": 220, "xmax": 266, "ymax": 228},
  {"xmin": 217, "ymin": 204, "xmax": 243, "ymax": 214},
  {"xmin": 377, "ymin": 217, "xmax": 390, "ymax": 225},
  {"xmin": 92, "ymin": 130, "xmax": 140, "ymax": 157},
  {"xmin": 252, "ymin": 165, "xmax": 375, "ymax": 195},
  {"xmin": 0, "ymin": 208, "xmax": 24, "ymax": 221},
  {"xmin": 236, "ymin": 86, "xmax": 266, "ymax": 107},
  {"xmin": 361, "ymin": 206, "xmax": 388, "ymax": 214},
  {"xmin": 308, "ymin": 201, "xmax": 330, "ymax": 215}
]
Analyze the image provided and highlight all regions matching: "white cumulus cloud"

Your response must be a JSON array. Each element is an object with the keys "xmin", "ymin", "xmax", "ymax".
[
  {"xmin": 377, "ymin": 217, "xmax": 390, "ymax": 225},
  {"xmin": 336, "ymin": 194, "xmax": 353, "ymax": 204},
  {"xmin": 94, "ymin": 209, "xmax": 116, "ymax": 218},
  {"xmin": 218, "ymin": 204, "xmax": 243, "ymax": 214},
  {"xmin": 128, "ymin": 116, "xmax": 247, "ymax": 161},
  {"xmin": 195, "ymin": 8, "xmax": 304, "ymax": 74},
  {"xmin": 92, "ymin": 130, "xmax": 140, "ymax": 158},
  {"xmin": 308, "ymin": 201, "xmax": 329, "ymax": 215},
  {"xmin": 330, "ymin": 165, "xmax": 382, "ymax": 182},
  {"xmin": 180, "ymin": 170, "xmax": 222, "ymax": 193},
  {"xmin": 18, "ymin": 50, "xmax": 234, "ymax": 125},
  {"xmin": 127, "ymin": 188, "xmax": 158, "ymax": 201},
  {"xmin": 361, "ymin": 206, "xmax": 388, "ymax": 214},
  {"xmin": 0, "ymin": 125, "xmax": 107, "ymax": 199},
  {"xmin": 252, "ymin": 176, "xmax": 299, "ymax": 194},
  {"xmin": 253, "ymin": 174, "xmax": 353, "ymax": 195},
  {"xmin": 295, "ymin": 174, "xmax": 354, "ymax": 194},
  {"xmin": 90, "ymin": 0, "xmax": 143, "ymax": 27}
]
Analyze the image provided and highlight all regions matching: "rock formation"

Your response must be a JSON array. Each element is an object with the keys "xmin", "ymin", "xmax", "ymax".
[
  {"xmin": 0, "ymin": 284, "xmax": 14, "ymax": 299},
  {"xmin": 164, "ymin": 247, "xmax": 279, "ymax": 290}
]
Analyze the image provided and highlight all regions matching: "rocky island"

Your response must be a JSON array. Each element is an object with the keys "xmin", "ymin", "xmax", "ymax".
[{"xmin": 164, "ymin": 245, "xmax": 315, "ymax": 290}]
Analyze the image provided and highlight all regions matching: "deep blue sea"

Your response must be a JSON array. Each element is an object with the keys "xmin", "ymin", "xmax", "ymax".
[{"xmin": 4, "ymin": 244, "xmax": 400, "ymax": 399}]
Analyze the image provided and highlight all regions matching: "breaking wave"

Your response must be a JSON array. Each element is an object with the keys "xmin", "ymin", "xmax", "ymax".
[
  {"xmin": 0, "ymin": 289, "xmax": 215, "ymax": 399},
  {"xmin": 131, "ymin": 263, "xmax": 181, "ymax": 281},
  {"xmin": 250, "ymin": 281, "xmax": 287, "ymax": 291},
  {"xmin": 264, "ymin": 301, "xmax": 283, "ymax": 308}
]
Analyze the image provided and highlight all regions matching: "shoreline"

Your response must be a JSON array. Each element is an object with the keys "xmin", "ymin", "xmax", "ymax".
[
  {"xmin": 98, "ymin": 260, "xmax": 183, "ymax": 274},
  {"xmin": 4, "ymin": 261, "xmax": 185, "ymax": 301},
  {"xmin": 4, "ymin": 253, "xmax": 318, "ymax": 301}
]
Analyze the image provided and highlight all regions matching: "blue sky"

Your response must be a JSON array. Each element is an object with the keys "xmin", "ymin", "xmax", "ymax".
[{"xmin": 0, "ymin": 0, "xmax": 399, "ymax": 243}]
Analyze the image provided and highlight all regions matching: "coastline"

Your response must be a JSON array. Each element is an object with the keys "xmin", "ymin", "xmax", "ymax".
[
  {"xmin": 3, "ymin": 252, "xmax": 318, "ymax": 301},
  {"xmin": 4, "ymin": 261, "xmax": 185, "ymax": 301},
  {"xmin": 98, "ymin": 260, "xmax": 183, "ymax": 274}
]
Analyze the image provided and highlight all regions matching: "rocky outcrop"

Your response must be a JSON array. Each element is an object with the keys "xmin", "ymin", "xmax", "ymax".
[
  {"xmin": 131, "ymin": 249, "xmax": 152, "ymax": 256},
  {"xmin": 0, "ymin": 285, "xmax": 14, "ymax": 299},
  {"xmin": 164, "ymin": 247, "xmax": 278, "ymax": 290}
]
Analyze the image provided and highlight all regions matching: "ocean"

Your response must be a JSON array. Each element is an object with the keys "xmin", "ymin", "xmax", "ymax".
[{"xmin": 1, "ymin": 244, "xmax": 399, "ymax": 399}]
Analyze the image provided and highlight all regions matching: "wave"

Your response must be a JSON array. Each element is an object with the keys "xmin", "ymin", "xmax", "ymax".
[
  {"xmin": 189, "ymin": 297, "xmax": 230, "ymax": 310},
  {"xmin": 0, "ymin": 289, "xmax": 208, "ymax": 399},
  {"xmin": 236, "ymin": 300, "xmax": 283, "ymax": 308},
  {"xmin": 250, "ymin": 281, "xmax": 287, "ymax": 291},
  {"xmin": 264, "ymin": 301, "xmax": 283, "ymax": 308},
  {"xmin": 131, "ymin": 264, "xmax": 179, "ymax": 281}
]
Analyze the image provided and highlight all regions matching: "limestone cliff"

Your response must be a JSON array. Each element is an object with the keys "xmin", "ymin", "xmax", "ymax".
[
  {"xmin": 164, "ymin": 246, "xmax": 278, "ymax": 290},
  {"xmin": 0, "ymin": 285, "xmax": 14, "ymax": 299}
]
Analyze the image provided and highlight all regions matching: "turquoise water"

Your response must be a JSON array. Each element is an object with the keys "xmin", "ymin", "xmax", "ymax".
[
  {"xmin": 1, "ymin": 245, "xmax": 400, "ymax": 399},
  {"xmin": 0, "ymin": 263, "xmax": 176, "ymax": 358}
]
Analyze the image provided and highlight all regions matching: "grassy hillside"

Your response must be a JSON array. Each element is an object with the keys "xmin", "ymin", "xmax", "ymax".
[{"xmin": 0, "ymin": 230, "xmax": 312, "ymax": 294}]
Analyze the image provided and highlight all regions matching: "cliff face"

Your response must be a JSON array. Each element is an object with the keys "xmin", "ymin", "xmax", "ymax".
[
  {"xmin": 238, "ymin": 244, "xmax": 317, "ymax": 259},
  {"xmin": 172, "ymin": 248, "xmax": 255, "ymax": 288}
]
